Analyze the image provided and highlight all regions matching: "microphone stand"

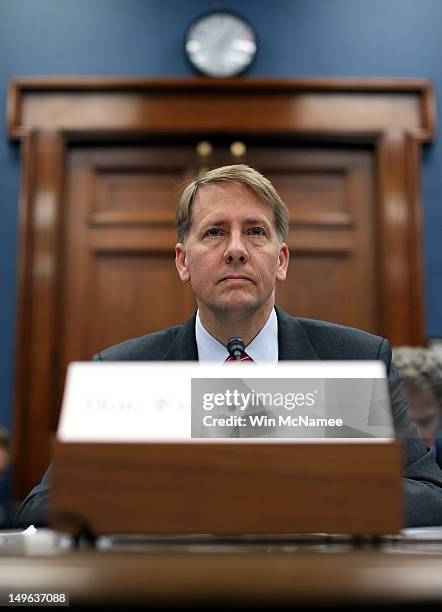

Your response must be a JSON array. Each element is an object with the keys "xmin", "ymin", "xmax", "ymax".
[{"xmin": 226, "ymin": 337, "xmax": 246, "ymax": 361}]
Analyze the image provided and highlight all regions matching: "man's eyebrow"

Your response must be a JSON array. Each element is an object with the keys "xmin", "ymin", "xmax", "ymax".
[
  {"xmin": 202, "ymin": 220, "xmax": 227, "ymax": 227},
  {"xmin": 201, "ymin": 218, "xmax": 271, "ymax": 227},
  {"xmin": 243, "ymin": 218, "xmax": 271, "ymax": 226}
]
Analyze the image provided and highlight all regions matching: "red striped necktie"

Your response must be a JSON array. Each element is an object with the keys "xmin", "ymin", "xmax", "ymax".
[{"xmin": 225, "ymin": 352, "xmax": 254, "ymax": 363}]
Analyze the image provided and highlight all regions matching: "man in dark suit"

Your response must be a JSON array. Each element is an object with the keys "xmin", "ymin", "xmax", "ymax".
[{"xmin": 16, "ymin": 164, "xmax": 442, "ymax": 528}]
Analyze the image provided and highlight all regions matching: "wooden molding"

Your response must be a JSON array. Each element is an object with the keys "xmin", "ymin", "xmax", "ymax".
[{"xmin": 7, "ymin": 77, "xmax": 435, "ymax": 141}]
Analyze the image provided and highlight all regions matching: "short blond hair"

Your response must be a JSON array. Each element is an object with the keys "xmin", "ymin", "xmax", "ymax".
[{"xmin": 176, "ymin": 164, "xmax": 289, "ymax": 243}]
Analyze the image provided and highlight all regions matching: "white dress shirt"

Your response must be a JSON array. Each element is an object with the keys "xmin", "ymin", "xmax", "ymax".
[{"xmin": 195, "ymin": 308, "xmax": 278, "ymax": 364}]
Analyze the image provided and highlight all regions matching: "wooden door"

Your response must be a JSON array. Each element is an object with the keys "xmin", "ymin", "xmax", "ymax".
[{"xmin": 60, "ymin": 140, "xmax": 376, "ymax": 389}]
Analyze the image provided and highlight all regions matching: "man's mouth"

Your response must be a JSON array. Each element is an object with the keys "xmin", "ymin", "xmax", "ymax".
[{"xmin": 220, "ymin": 276, "xmax": 253, "ymax": 283}]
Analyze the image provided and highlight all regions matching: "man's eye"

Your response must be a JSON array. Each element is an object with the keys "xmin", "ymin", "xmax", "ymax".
[
  {"xmin": 205, "ymin": 228, "xmax": 223, "ymax": 237},
  {"xmin": 248, "ymin": 227, "xmax": 266, "ymax": 236}
]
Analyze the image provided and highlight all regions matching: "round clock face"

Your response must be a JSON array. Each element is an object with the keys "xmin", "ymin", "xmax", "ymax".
[{"xmin": 185, "ymin": 10, "xmax": 258, "ymax": 77}]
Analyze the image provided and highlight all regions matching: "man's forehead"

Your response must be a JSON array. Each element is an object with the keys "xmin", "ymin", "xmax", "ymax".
[{"xmin": 192, "ymin": 183, "xmax": 273, "ymax": 220}]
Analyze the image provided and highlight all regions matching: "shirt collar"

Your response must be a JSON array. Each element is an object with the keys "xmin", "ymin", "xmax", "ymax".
[{"xmin": 195, "ymin": 308, "xmax": 278, "ymax": 364}]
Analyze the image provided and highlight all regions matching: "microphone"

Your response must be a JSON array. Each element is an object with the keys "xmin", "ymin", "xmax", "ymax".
[{"xmin": 227, "ymin": 337, "xmax": 245, "ymax": 361}]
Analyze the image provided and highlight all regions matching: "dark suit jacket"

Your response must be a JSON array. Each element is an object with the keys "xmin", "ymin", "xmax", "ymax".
[{"xmin": 15, "ymin": 307, "xmax": 442, "ymax": 528}]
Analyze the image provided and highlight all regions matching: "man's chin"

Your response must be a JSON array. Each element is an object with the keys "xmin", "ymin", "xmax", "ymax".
[{"xmin": 211, "ymin": 295, "xmax": 261, "ymax": 315}]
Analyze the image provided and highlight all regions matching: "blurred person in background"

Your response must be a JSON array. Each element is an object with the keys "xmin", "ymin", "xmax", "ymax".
[{"xmin": 393, "ymin": 347, "xmax": 442, "ymax": 469}]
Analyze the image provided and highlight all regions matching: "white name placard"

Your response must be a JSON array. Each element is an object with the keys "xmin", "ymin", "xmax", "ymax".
[{"xmin": 57, "ymin": 361, "xmax": 393, "ymax": 443}]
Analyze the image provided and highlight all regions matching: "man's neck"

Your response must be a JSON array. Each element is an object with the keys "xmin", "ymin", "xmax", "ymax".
[{"xmin": 197, "ymin": 303, "xmax": 275, "ymax": 347}]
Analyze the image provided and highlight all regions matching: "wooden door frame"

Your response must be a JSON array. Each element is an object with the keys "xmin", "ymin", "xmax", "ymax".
[{"xmin": 7, "ymin": 77, "xmax": 434, "ymax": 498}]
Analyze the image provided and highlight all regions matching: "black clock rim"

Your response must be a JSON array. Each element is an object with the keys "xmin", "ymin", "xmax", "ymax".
[{"xmin": 183, "ymin": 8, "xmax": 259, "ymax": 78}]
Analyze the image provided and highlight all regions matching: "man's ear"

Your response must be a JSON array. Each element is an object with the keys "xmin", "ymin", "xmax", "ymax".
[
  {"xmin": 276, "ymin": 243, "xmax": 289, "ymax": 282},
  {"xmin": 175, "ymin": 243, "xmax": 191, "ymax": 283}
]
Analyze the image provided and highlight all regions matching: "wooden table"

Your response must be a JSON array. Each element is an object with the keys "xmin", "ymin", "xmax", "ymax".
[{"xmin": 1, "ymin": 538, "xmax": 442, "ymax": 608}]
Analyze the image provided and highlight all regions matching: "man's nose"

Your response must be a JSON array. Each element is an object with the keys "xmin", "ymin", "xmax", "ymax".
[{"xmin": 224, "ymin": 233, "xmax": 249, "ymax": 264}]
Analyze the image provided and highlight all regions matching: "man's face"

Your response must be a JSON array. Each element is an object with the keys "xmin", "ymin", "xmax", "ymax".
[
  {"xmin": 404, "ymin": 384, "xmax": 440, "ymax": 448},
  {"xmin": 175, "ymin": 182, "xmax": 289, "ymax": 319}
]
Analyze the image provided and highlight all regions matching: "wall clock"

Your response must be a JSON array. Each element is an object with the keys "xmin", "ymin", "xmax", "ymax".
[{"xmin": 185, "ymin": 9, "xmax": 258, "ymax": 77}]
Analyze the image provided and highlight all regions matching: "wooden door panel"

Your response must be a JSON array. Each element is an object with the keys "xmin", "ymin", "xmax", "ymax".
[{"xmin": 94, "ymin": 171, "xmax": 182, "ymax": 219}]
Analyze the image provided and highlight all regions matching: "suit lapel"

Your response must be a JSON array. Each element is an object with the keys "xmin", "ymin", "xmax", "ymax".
[
  {"xmin": 276, "ymin": 307, "xmax": 320, "ymax": 361},
  {"xmin": 161, "ymin": 313, "xmax": 198, "ymax": 361}
]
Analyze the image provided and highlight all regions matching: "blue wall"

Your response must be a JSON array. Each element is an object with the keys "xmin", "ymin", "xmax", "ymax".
[{"xmin": 1, "ymin": 0, "xmax": 442, "ymax": 452}]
